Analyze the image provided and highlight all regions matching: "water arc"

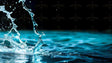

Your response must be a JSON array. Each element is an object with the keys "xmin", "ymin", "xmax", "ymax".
[{"xmin": 0, "ymin": 0, "xmax": 43, "ymax": 54}]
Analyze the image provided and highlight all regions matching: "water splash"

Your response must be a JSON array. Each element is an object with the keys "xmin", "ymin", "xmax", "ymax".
[
  {"xmin": 0, "ymin": 5, "xmax": 27, "ymax": 49},
  {"xmin": 0, "ymin": 0, "xmax": 43, "ymax": 55},
  {"xmin": 18, "ymin": 0, "xmax": 43, "ymax": 53}
]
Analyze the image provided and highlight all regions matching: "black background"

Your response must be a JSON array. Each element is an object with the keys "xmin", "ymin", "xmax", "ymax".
[{"xmin": 0, "ymin": 0, "xmax": 112, "ymax": 32}]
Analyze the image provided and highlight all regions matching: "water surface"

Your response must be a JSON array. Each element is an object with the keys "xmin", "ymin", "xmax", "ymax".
[{"xmin": 0, "ymin": 30, "xmax": 112, "ymax": 63}]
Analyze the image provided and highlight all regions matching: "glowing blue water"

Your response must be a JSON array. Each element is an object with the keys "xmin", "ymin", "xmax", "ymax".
[
  {"xmin": 0, "ymin": 0, "xmax": 112, "ymax": 63},
  {"xmin": 0, "ymin": 30, "xmax": 112, "ymax": 63}
]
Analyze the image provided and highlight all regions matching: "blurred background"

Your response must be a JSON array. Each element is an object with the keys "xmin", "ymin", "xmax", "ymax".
[{"xmin": 0, "ymin": 0, "xmax": 112, "ymax": 32}]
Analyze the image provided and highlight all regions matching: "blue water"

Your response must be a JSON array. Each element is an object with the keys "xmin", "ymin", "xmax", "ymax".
[{"xmin": 0, "ymin": 30, "xmax": 112, "ymax": 63}]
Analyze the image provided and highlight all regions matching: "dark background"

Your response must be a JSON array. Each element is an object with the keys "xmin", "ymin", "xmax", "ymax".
[{"xmin": 0, "ymin": 0, "xmax": 112, "ymax": 32}]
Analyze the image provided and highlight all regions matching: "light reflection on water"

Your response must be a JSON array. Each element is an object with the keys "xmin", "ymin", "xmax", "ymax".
[
  {"xmin": 0, "ymin": 30, "xmax": 112, "ymax": 63},
  {"xmin": 0, "ymin": 52, "xmax": 32, "ymax": 63}
]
